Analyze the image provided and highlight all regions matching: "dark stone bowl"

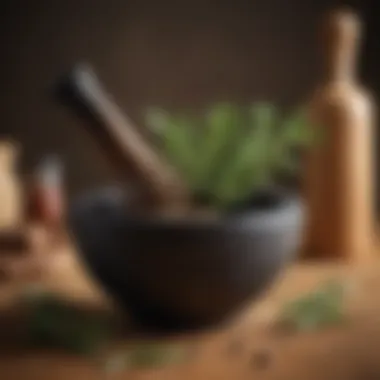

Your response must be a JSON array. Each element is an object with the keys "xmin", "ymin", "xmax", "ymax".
[{"xmin": 68, "ymin": 187, "xmax": 304, "ymax": 333}]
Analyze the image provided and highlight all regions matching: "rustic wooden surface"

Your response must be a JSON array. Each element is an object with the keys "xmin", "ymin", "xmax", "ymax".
[{"xmin": 0, "ymin": 240, "xmax": 379, "ymax": 379}]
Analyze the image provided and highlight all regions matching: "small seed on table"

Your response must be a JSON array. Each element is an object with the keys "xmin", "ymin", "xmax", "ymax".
[
  {"xmin": 250, "ymin": 348, "xmax": 273, "ymax": 370},
  {"xmin": 226, "ymin": 339, "xmax": 244, "ymax": 356}
]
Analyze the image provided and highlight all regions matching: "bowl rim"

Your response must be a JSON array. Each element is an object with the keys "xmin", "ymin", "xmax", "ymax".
[{"xmin": 70, "ymin": 185, "xmax": 303, "ymax": 231}]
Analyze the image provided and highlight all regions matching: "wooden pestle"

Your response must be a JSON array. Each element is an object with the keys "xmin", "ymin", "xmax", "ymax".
[
  {"xmin": 53, "ymin": 64, "xmax": 191, "ymax": 212},
  {"xmin": 303, "ymin": 8, "xmax": 375, "ymax": 262}
]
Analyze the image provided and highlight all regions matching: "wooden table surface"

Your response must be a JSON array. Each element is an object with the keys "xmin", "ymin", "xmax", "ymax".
[{"xmin": 0, "ymin": 240, "xmax": 380, "ymax": 380}]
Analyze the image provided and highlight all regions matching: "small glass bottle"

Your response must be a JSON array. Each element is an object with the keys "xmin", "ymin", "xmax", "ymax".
[{"xmin": 28, "ymin": 156, "xmax": 65, "ymax": 227}]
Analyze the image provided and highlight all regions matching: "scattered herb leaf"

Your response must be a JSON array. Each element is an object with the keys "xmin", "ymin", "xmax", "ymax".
[
  {"xmin": 279, "ymin": 280, "xmax": 347, "ymax": 332},
  {"xmin": 103, "ymin": 343, "xmax": 187, "ymax": 373},
  {"xmin": 23, "ymin": 293, "xmax": 112, "ymax": 355}
]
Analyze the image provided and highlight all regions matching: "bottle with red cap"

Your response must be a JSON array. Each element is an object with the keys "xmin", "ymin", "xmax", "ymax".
[{"xmin": 28, "ymin": 156, "xmax": 65, "ymax": 228}]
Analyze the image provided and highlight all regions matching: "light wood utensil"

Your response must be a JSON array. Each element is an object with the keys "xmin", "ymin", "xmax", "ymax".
[{"xmin": 303, "ymin": 8, "xmax": 375, "ymax": 263}]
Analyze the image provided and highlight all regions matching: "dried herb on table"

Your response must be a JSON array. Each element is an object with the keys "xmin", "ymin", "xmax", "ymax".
[
  {"xmin": 20, "ymin": 291, "xmax": 188, "ymax": 371},
  {"xmin": 103, "ymin": 343, "xmax": 188, "ymax": 373},
  {"xmin": 278, "ymin": 280, "xmax": 347, "ymax": 332},
  {"xmin": 22, "ymin": 292, "xmax": 112, "ymax": 355}
]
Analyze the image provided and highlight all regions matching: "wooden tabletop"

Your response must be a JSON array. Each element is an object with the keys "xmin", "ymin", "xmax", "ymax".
[{"xmin": 0, "ymin": 241, "xmax": 380, "ymax": 379}]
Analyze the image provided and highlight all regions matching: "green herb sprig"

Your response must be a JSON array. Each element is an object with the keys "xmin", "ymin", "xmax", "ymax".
[{"xmin": 146, "ymin": 103, "xmax": 316, "ymax": 210}]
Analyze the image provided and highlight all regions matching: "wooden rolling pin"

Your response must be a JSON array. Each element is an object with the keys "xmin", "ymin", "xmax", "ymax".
[
  {"xmin": 53, "ymin": 64, "xmax": 191, "ymax": 212},
  {"xmin": 303, "ymin": 8, "xmax": 375, "ymax": 262}
]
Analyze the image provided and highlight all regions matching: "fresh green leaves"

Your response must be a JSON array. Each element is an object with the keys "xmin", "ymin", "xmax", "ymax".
[
  {"xmin": 212, "ymin": 103, "xmax": 277, "ymax": 204},
  {"xmin": 146, "ymin": 108, "xmax": 199, "ymax": 185},
  {"xmin": 146, "ymin": 103, "xmax": 316, "ymax": 210},
  {"xmin": 279, "ymin": 280, "xmax": 347, "ymax": 332}
]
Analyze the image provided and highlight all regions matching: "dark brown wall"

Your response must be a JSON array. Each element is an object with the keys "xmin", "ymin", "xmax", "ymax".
[{"xmin": 1, "ymin": 0, "xmax": 371, "ymax": 197}]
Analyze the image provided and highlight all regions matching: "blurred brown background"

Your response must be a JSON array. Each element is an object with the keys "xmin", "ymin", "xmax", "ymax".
[{"xmin": 0, "ymin": 0, "xmax": 376, "ymax": 197}]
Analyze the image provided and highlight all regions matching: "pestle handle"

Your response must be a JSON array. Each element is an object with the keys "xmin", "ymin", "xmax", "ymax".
[
  {"xmin": 54, "ymin": 64, "xmax": 190, "ymax": 209},
  {"xmin": 322, "ymin": 8, "xmax": 362, "ymax": 82}
]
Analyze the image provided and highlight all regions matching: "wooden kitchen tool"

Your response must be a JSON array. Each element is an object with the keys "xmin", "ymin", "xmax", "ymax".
[
  {"xmin": 0, "ymin": 141, "xmax": 23, "ymax": 231},
  {"xmin": 303, "ymin": 8, "xmax": 375, "ymax": 262},
  {"xmin": 54, "ymin": 64, "xmax": 191, "ymax": 213}
]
